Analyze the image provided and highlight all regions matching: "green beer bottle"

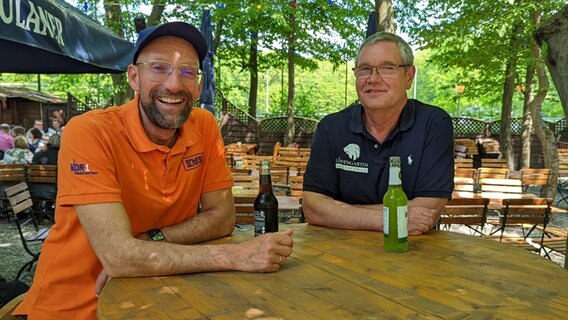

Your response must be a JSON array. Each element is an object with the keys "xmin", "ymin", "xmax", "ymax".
[{"xmin": 383, "ymin": 156, "xmax": 408, "ymax": 252}]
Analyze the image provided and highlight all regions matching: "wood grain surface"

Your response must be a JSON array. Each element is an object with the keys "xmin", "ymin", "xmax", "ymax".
[{"xmin": 98, "ymin": 224, "xmax": 568, "ymax": 319}]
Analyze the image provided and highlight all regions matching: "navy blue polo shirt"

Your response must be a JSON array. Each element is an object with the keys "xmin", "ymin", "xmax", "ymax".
[{"xmin": 304, "ymin": 99, "xmax": 454, "ymax": 204}]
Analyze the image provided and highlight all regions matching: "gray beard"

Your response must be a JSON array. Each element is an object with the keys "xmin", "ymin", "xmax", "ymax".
[{"xmin": 141, "ymin": 98, "xmax": 193, "ymax": 129}]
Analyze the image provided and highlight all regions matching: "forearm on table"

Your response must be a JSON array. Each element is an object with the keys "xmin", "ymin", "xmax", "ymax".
[
  {"xmin": 408, "ymin": 197, "xmax": 448, "ymax": 228},
  {"xmin": 159, "ymin": 207, "xmax": 234, "ymax": 245},
  {"xmin": 303, "ymin": 191, "xmax": 382, "ymax": 231},
  {"xmin": 155, "ymin": 189, "xmax": 235, "ymax": 245},
  {"xmin": 105, "ymin": 237, "xmax": 244, "ymax": 277}
]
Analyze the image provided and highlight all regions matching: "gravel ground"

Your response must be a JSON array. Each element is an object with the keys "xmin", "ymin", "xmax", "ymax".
[{"xmin": 1, "ymin": 196, "xmax": 566, "ymax": 286}]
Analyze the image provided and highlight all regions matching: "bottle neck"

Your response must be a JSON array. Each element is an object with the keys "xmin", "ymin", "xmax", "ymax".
[
  {"xmin": 259, "ymin": 173, "xmax": 273, "ymax": 193},
  {"xmin": 388, "ymin": 167, "xmax": 401, "ymax": 186}
]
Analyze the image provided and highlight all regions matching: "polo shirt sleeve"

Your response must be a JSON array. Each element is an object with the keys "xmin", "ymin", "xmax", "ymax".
[
  {"xmin": 413, "ymin": 111, "xmax": 454, "ymax": 199},
  {"xmin": 303, "ymin": 118, "xmax": 339, "ymax": 198},
  {"xmin": 57, "ymin": 113, "xmax": 122, "ymax": 206}
]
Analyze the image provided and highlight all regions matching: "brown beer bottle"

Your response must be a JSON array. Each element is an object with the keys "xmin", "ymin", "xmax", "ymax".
[{"xmin": 254, "ymin": 160, "xmax": 279, "ymax": 236}]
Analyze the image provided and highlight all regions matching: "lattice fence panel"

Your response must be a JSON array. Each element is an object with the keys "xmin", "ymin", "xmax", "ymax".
[{"xmin": 453, "ymin": 118, "xmax": 486, "ymax": 137}]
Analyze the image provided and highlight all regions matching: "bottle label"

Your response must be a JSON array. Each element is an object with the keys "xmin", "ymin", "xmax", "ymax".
[
  {"xmin": 254, "ymin": 210, "xmax": 267, "ymax": 236},
  {"xmin": 383, "ymin": 206, "xmax": 408, "ymax": 239},
  {"xmin": 383, "ymin": 207, "xmax": 389, "ymax": 236},
  {"xmin": 398, "ymin": 205, "xmax": 408, "ymax": 240}
]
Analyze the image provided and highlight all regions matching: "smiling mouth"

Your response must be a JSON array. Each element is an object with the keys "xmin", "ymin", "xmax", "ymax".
[{"xmin": 157, "ymin": 96, "xmax": 185, "ymax": 104}]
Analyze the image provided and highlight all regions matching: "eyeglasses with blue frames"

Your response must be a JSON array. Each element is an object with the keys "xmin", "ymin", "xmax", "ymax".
[
  {"xmin": 352, "ymin": 64, "xmax": 410, "ymax": 79},
  {"xmin": 135, "ymin": 60, "xmax": 202, "ymax": 85}
]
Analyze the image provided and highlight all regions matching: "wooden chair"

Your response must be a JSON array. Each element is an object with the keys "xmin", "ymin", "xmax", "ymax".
[
  {"xmin": 479, "ymin": 178, "xmax": 522, "ymax": 199},
  {"xmin": 454, "ymin": 138, "xmax": 478, "ymax": 158},
  {"xmin": 453, "ymin": 177, "xmax": 476, "ymax": 198},
  {"xmin": 556, "ymin": 159, "xmax": 568, "ymax": 206},
  {"xmin": 454, "ymin": 168, "xmax": 477, "ymax": 180},
  {"xmin": 480, "ymin": 158, "xmax": 508, "ymax": 168},
  {"xmin": 233, "ymin": 195, "xmax": 256, "ymax": 225},
  {"xmin": 520, "ymin": 168, "xmax": 551, "ymax": 196},
  {"xmin": 232, "ymin": 174, "xmax": 259, "ymax": 196},
  {"xmin": 4, "ymin": 182, "xmax": 50, "ymax": 280},
  {"xmin": 454, "ymin": 144, "xmax": 468, "ymax": 158},
  {"xmin": 240, "ymin": 155, "xmax": 272, "ymax": 171},
  {"xmin": 0, "ymin": 292, "xmax": 26, "ymax": 320},
  {"xmin": 288, "ymin": 175, "xmax": 304, "ymax": 197},
  {"xmin": 440, "ymin": 198, "xmax": 489, "ymax": 236},
  {"xmin": 0, "ymin": 164, "xmax": 26, "ymax": 222},
  {"xmin": 477, "ymin": 167, "xmax": 509, "ymax": 180},
  {"xmin": 536, "ymin": 227, "xmax": 567, "ymax": 260},
  {"xmin": 491, "ymin": 198, "xmax": 552, "ymax": 254},
  {"xmin": 25, "ymin": 165, "xmax": 58, "ymax": 220},
  {"xmin": 454, "ymin": 158, "xmax": 474, "ymax": 169}
]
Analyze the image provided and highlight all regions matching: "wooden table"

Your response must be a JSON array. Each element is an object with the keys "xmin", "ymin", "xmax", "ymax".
[{"xmin": 98, "ymin": 224, "xmax": 568, "ymax": 319}]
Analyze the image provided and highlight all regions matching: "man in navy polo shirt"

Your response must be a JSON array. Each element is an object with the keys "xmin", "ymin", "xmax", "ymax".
[{"xmin": 303, "ymin": 32, "xmax": 454, "ymax": 235}]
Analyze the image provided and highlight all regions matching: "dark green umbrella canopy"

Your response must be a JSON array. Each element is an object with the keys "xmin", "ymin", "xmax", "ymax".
[{"xmin": 0, "ymin": 0, "xmax": 134, "ymax": 74}]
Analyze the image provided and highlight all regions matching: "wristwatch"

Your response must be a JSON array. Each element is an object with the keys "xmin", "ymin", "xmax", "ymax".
[{"xmin": 146, "ymin": 228, "xmax": 165, "ymax": 241}]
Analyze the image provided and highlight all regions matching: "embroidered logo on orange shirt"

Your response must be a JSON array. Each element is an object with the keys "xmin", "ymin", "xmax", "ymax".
[
  {"xmin": 183, "ymin": 153, "xmax": 203, "ymax": 171},
  {"xmin": 70, "ymin": 159, "xmax": 98, "ymax": 175}
]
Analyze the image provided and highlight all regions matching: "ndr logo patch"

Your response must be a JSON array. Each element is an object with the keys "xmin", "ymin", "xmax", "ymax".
[{"xmin": 70, "ymin": 160, "xmax": 98, "ymax": 175}]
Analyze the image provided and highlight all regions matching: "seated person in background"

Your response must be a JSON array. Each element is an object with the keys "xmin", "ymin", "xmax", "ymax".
[
  {"xmin": 10, "ymin": 125, "xmax": 26, "ymax": 138},
  {"xmin": 32, "ymin": 134, "xmax": 61, "ymax": 165},
  {"xmin": 27, "ymin": 128, "xmax": 43, "ymax": 153},
  {"xmin": 15, "ymin": 21, "xmax": 293, "ymax": 320},
  {"xmin": 302, "ymin": 32, "xmax": 454, "ymax": 235},
  {"xmin": 2, "ymin": 136, "xmax": 33, "ymax": 164},
  {"xmin": 33, "ymin": 133, "xmax": 52, "ymax": 154},
  {"xmin": 0, "ymin": 123, "xmax": 14, "ymax": 158}
]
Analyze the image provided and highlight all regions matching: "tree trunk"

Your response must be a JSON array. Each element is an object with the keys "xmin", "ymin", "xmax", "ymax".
[
  {"xmin": 500, "ymin": 23, "xmax": 524, "ymax": 170},
  {"xmin": 529, "ymin": 7, "xmax": 556, "ymax": 198},
  {"xmin": 147, "ymin": 1, "xmax": 165, "ymax": 27},
  {"xmin": 535, "ymin": 5, "xmax": 568, "ymax": 116},
  {"xmin": 376, "ymin": 0, "xmax": 394, "ymax": 32},
  {"xmin": 247, "ymin": 34, "xmax": 259, "ymax": 118},
  {"xmin": 285, "ymin": 11, "xmax": 296, "ymax": 146},
  {"xmin": 519, "ymin": 66, "xmax": 534, "ymax": 170}
]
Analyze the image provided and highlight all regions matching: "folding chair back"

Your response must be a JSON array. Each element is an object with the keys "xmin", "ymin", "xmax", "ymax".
[
  {"xmin": 233, "ymin": 195, "xmax": 256, "ymax": 224},
  {"xmin": 4, "ymin": 182, "xmax": 50, "ymax": 280},
  {"xmin": 479, "ymin": 178, "xmax": 522, "ymax": 199},
  {"xmin": 453, "ymin": 177, "xmax": 476, "ymax": 198},
  {"xmin": 477, "ymin": 167, "xmax": 509, "ymax": 180},
  {"xmin": 480, "ymin": 158, "xmax": 508, "ymax": 168},
  {"xmin": 440, "ymin": 198, "xmax": 489, "ymax": 236},
  {"xmin": 454, "ymin": 158, "xmax": 473, "ymax": 169},
  {"xmin": 498, "ymin": 198, "xmax": 552, "ymax": 251}
]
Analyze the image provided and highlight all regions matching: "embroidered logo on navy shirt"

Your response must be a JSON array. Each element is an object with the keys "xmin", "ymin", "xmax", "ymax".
[
  {"xmin": 407, "ymin": 154, "xmax": 413, "ymax": 165},
  {"xmin": 70, "ymin": 159, "xmax": 98, "ymax": 175},
  {"xmin": 343, "ymin": 143, "xmax": 360, "ymax": 160},
  {"xmin": 183, "ymin": 153, "xmax": 203, "ymax": 171},
  {"xmin": 335, "ymin": 143, "xmax": 368, "ymax": 173}
]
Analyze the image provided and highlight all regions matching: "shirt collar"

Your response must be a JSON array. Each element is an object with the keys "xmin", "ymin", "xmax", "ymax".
[{"xmin": 349, "ymin": 99, "xmax": 416, "ymax": 135}]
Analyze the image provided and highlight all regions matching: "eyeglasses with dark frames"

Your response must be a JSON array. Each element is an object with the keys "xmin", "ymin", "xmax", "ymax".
[{"xmin": 352, "ymin": 64, "xmax": 410, "ymax": 79}]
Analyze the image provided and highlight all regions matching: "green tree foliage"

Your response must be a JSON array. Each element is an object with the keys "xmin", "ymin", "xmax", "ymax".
[{"xmin": 396, "ymin": 0, "xmax": 565, "ymax": 120}]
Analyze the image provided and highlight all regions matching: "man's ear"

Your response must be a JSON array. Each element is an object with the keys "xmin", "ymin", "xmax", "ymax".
[{"xmin": 127, "ymin": 65, "xmax": 140, "ymax": 93}]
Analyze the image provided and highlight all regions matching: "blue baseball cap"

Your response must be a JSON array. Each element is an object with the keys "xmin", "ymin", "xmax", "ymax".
[{"xmin": 132, "ymin": 21, "xmax": 207, "ymax": 68}]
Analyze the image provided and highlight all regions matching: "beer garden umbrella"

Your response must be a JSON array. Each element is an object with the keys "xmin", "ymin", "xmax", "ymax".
[
  {"xmin": 199, "ymin": 9, "xmax": 216, "ymax": 114},
  {"xmin": 366, "ymin": 11, "xmax": 377, "ymax": 38},
  {"xmin": 0, "ymin": 0, "xmax": 133, "ymax": 74}
]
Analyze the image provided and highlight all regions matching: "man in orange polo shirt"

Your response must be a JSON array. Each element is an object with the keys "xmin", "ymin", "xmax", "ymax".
[{"xmin": 15, "ymin": 22, "xmax": 293, "ymax": 320}]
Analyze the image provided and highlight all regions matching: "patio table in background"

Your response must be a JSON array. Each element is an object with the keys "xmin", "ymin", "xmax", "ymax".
[
  {"xmin": 98, "ymin": 224, "xmax": 567, "ymax": 319},
  {"xmin": 225, "ymin": 143, "xmax": 257, "ymax": 155}
]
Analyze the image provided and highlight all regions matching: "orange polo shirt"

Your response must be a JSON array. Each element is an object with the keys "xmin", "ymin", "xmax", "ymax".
[{"xmin": 15, "ymin": 97, "xmax": 233, "ymax": 319}]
